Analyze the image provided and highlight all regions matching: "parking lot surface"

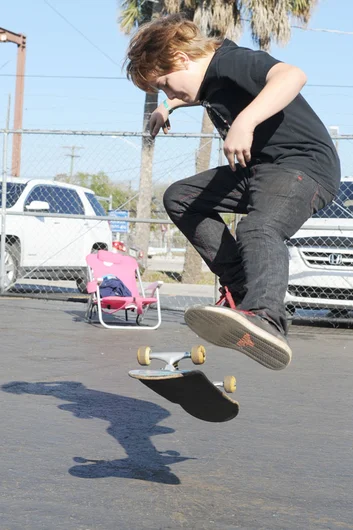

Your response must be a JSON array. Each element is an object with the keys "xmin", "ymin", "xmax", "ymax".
[{"xmin": 1, "ymin": 298, "xmax": 353, "ymax": 530}]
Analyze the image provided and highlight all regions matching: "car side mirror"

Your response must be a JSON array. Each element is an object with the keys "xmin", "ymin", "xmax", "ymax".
[{"xmin": 25, "ymin": 200, "xmax": 50, "ymax": 212}]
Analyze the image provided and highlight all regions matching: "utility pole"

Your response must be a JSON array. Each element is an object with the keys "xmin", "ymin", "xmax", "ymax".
[
  {"xmin": 63, "ymin": 146, "xmax": 84, "ymax": 179},
  {"xmin": 0, "ymin": 28, "xmax": 27, "ymax": 177}
]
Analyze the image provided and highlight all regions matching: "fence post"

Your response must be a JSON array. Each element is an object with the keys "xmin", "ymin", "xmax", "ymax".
[{"xmin": 0, "ymin": 128, "xmax": 9, "ymax": 294}]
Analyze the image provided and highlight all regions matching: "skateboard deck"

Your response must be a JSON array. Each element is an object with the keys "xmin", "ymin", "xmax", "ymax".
[{"xmin": 129, "ymin": 369, "xmax": 239, "ymax": 423}]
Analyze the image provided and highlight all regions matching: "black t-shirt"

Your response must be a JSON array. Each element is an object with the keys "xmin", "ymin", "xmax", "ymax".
[{"xmin": 198, "ymin": 39, "xmax": 341, "ymax": 195}]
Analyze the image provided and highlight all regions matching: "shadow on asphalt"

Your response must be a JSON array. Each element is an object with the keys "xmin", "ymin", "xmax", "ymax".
[
  {"xmin": 65, "ymin": 307, "xmax": 188, "ymax": 326},
  {"xmin": 2, "ymin": 380, "xmax": 194, "ymax": 485}
]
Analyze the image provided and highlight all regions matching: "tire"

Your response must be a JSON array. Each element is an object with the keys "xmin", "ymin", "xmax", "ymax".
[
  {"xmin": 91, "ymin": 244, "xmax": 107, "ymax": 254},
  {"xmin": 3, "ymin": 243, "xmax": 18, "ymax": 289}
]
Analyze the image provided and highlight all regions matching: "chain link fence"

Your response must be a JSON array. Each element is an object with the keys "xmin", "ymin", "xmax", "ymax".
[{"xmin": 1, "ymin": 129, "xmax": 353, "ymax": 324}]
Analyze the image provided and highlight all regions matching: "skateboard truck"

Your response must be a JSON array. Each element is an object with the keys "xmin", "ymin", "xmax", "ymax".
[
  {"xmin": 135, "ymin": 345, "xmax": 236, "ymax": 394},
  {"xmin": 137, "ymin": 344, "xmax": 205, "ymax": 370}
]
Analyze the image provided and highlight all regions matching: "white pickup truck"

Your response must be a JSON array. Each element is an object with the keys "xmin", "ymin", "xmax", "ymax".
[{"xmin": 1, "ymin": 178, "xmax": 112, "ymax": 291}]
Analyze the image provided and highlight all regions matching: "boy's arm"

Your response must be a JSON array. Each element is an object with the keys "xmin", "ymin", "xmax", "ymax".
[
  {"xmin": 240, "ymin": 63, "xmax": 307, "ymax": 127},
  {"xmin": 150, "ymin": 98, "xmax": 200, "ymax": 138},
  {"xmin": 166, "ymin": 98, "xmax": 200, "ymax": 112},
  {"xmin": 224, "ymin": 63, "xmax": 307, "ymax": 170}
]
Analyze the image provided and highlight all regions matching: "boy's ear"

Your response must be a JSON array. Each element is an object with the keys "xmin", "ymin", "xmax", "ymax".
[{"xmin": 174, "ymin": 51, "xmax": 190, "ymax": 68}]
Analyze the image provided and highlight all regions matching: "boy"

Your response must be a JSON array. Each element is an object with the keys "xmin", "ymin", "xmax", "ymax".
[{"xmin": 125, "ymin": 14, "xmax": 340, "ymax": 370}]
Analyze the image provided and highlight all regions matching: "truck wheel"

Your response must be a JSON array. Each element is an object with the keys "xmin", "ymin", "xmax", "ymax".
[{"xmin": 3, "ymin": 243, "xmax": 18, "ymax": 289}]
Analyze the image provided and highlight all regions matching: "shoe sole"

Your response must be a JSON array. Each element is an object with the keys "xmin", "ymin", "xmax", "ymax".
[{"xmin": 184, "ymin": 305, "xmax": 292, "ymax": 370}]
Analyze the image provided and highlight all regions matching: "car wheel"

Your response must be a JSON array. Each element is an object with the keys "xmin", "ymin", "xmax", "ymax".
[
  {"xmin": 3, "ymin": 243, "xmax": 18, "ymax": 289},
  {"xmin": 91, "ymin": 244, "xmax": 107, "ymax": 254}
]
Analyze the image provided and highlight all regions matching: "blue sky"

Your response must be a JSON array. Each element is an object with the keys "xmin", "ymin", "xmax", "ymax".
[{"xmin": 1, "ymin": 0, "xmax": 353, "ymax": 182}]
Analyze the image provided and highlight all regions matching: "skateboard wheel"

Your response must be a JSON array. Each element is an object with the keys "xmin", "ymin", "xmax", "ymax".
[
  {"xmin": 223, "ymin": 375, "xmax": 236, "ymax": 393},
  {"xmin": 137, "ymin": 346, "xmax": 151, "ymax": 366},
  {"xmin": 191, "ymin": 345, "xmax": 206, "ymax": 365}
]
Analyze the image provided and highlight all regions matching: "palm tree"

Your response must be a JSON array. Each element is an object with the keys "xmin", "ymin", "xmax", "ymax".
[
  {"xmin": 119, "ymin": 1, "xmax": 162, "ymax": 264},
  {"xmin": 118, "ymin": 0, "xmax": 318, "ymax": 277}
]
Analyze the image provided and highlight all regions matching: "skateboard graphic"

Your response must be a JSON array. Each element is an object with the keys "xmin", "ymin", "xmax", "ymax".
[{"xmin": 129, "ymin": 345, "xmax": 239, "ymax": 423}]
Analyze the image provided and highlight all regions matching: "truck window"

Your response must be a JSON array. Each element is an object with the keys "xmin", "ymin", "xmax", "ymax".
[
  {"xmin": 85, "ymin": 193, "xmax": 106, "ymax": 217},
  {"xmin": 53, "ymin": 187, "xmax": 85, "ymax": 215},
  {"xmin": 24, "ymin": 185, "xmax": 55, "ymax": 212},
  {"xmin": 0, "ymin": 183, "xmax": 26, "ymax": 208}
]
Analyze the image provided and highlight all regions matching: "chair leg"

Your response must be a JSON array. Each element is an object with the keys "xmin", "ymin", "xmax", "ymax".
[{"xmin": 136, "ymin": 304, "xmax": 150, "ymax": 325}]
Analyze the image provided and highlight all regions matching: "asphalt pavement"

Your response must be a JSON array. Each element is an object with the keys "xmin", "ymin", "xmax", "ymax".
[{"xmin": 1, "ymin": 297, "xmax": 353, "ymax": 530}]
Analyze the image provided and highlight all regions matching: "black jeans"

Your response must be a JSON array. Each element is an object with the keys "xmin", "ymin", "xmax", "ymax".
[{"xmin": 163, "ymin": 163, "xmax": 335, "ymax": 334}]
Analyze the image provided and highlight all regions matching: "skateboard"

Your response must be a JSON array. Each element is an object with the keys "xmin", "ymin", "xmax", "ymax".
[{"xmin": 129, "ymin": 345, "xmax": 239, "ymax": 423}]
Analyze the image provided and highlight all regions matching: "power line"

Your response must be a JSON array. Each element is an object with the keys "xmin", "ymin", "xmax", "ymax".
[
  {"xmin": 292, "ymin": 25, "xmax": 353, "ymax": 36},
  {"xmin": 1, "ymin": 73, "xmax": 353, "ymax": 89},
  {"xmin": 306, "ymin": 84, "xmax": 353, "ymax": 89},
  {"xmin": 0, "ymin": 74, "xmax": 126, "ymax": 79},
  {"xmin": 43, "ymin": 0, "xmax": 120, "ymax": 67},
  {"xmin": 0, "ymin": 60, "xmax": 11, "ymax": 71},
  {"xmin": 0, "ymin": 14, "xmax": 352, "ymax": 84},
  {"xmin": 241, "ymin": 18, "xmax": 353, "ymax": 36}
]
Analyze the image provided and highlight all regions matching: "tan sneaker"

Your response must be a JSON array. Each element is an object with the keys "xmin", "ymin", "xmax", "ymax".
[{"xmin": 184, "ymin": 305, "xmax": 292, "ymax": 370}]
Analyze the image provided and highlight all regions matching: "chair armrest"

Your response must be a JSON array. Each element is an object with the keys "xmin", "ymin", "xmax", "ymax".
[
  {"xmin": 87, "ymin": 280, "xmax": 98, "ymax": 294},
  {"xmin": 145, "ymin": 281, "xmax": 163, "ymax": 296}
]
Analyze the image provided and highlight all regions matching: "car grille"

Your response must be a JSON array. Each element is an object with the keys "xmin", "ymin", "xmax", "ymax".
[
  {"xmin": 287, "ymin": 285, "xmax": 353, "ymax": 300},
  {"xmin": 287, "ymin": 236, "xmax": 353, "ymax": 249},
  {"xmin": 299, "ymin": 249, "xmax": 353, "ymax": 268}
]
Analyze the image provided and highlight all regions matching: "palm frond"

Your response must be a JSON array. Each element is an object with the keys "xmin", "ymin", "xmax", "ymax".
[
  {"xmin": 192, "ymin": 0, "xmax": 242, "ymax": 40},
  {"xmin": 244, "ymin": 0, "xmax": 317, "ymax": 50},
  {"xmin": 289, "ymin": 0, "xmax": 318, "ymax": 24},
  {"xmin": 118, "ymin": 0, "xmax": 140, "ymax": 34},
  {"xmin": 164, "ymin": 0, "xmax": 182, "ymax": 14}
]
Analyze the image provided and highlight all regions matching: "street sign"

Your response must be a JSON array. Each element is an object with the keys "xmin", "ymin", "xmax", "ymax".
[{"xmin": 108, "ymin": 209, "xmax": 129, "ymax": 234}]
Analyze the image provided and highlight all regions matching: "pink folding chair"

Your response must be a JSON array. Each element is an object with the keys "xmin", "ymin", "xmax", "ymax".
[{"xmin": 85, "ymin": 250, "xmax": 162, "ymax": 330}]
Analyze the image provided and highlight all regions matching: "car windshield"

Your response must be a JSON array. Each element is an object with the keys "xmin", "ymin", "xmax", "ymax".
[
  {"xmin": 313, "ymin": 181, "xmax": 353, "ymax": 219},
  {"xmin": 0, "ymin": 182, "xmax": 26, "ymax": 208}
]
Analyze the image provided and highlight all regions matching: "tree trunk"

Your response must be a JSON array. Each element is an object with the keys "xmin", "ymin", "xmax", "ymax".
[
  {"xmin": 182, "ymin": 109, "xmax": 214, "ymax": 284},
  {"xmin": 134, "ymin": 1, "xmax": 162, "ymax": 264},
  {"xmin": 135, "ymin": 91, "xmax": 158, "ymax": 264}
]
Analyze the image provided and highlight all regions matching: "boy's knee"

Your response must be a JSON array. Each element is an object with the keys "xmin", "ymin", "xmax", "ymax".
[
  {"xmin": 236, "ymin": 216, "xmax": 259, "ymax": 239},
  {"xmin": 236, "ymin": 215, "xmax": 281, "ymax": 241},
  {"xmin": 163, "ymin": 182, "xmax": 183, "ymax": 217}
]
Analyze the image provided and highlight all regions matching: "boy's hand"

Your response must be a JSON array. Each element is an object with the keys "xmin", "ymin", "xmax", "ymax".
[
  {"xmin": 150, "ymin": 105, "xmax": 171, "ymax": 138},
  {"xmin": 223, "ymin": 116, "xmax": 255, "ymax": 170}
]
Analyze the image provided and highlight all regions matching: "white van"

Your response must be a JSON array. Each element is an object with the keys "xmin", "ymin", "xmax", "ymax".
[
  {"xmin": 285, "ymin": 177, "xmax": 353, "ymax": 314},
  {"xmin": 1, "ymin": 179, "xmax": 112, "ymax": 291}
]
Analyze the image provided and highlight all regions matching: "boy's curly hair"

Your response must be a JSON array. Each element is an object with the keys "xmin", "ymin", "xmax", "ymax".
[{"xmin": 125, "ymin": 14, "xmax": 222, "ymax": 92}]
